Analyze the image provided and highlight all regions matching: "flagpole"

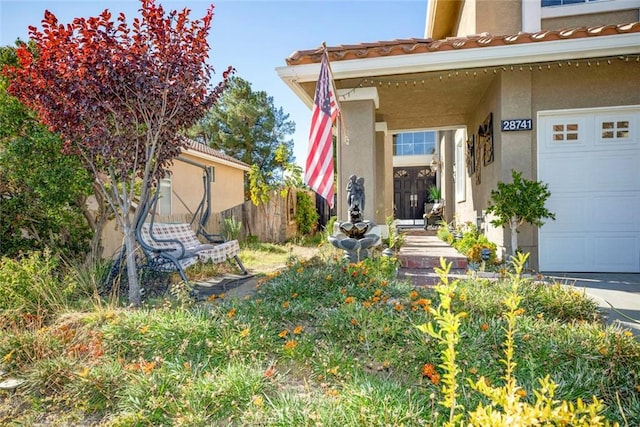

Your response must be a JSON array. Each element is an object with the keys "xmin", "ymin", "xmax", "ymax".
[
  {"xmin": 320, "ymin": 43, "xmax": 347, "ymax": 215},
  {"xmin": 321, "ymin": 43, "xmax": 349, "ymax": 145}
]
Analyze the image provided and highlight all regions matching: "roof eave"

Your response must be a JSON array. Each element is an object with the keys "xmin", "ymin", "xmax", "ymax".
[
  {"xmin": 276, "ymin": 32, "xmax": 640, "ymax": 104},
  {"xmin": 183, "ymin": 148, "xmax": 251, "ymax": 172}
]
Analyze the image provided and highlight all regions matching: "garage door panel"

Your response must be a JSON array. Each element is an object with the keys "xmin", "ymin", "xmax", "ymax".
[
  {"xmin": 541, "ymin": 116, "xmax": 591, "ymax": 151},
  {"xmin": 596, "ymin": 154, "xmax": 640, "ymax": 189},
  {"xmin": 538, "ymin": 106, "xmax": 640, "ymax": 272},
  {"xmin": 539, "ymin": 154, "xmax": 588, "ymax": 191},
  {"xmin": 591, "ymin": 194, "xmax": 640, "ymax": 230},
  {"xmin": 544, "ymin": 196, "xmax": 587, "ymax": 232},
  {"xmin": 593, "ymin": 236, "xmax": 640, "ymax": 272},
  {"xmin": 539, "ymin": 235, "xmax": 588, "ymax": 271}
]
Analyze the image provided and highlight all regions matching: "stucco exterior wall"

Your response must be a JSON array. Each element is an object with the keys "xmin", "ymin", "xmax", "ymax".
[
  {"xmin": 375, "ymin": 128, "xmax": 394, "ymax": 224},
  {"xmin": 338, "ymin": 99, "xmax": 377, "ymax": 222},
  {"xmin": 542, "ymin": 10, "xmax": 638, "ymax": 31},
  {"xmin": 477, "ymin": 0, "xmax": 522, "ymax": 36},
  {"xmin": 176, "ymin": 152, "xmax": 246, "ymax": 214},
  {"xmin": 531, "ymin": 61, "xmax": 640, "ymax": 112},
  {"xmin": 455, "ymin": 73, "xmax": 508, "ymax": 258},
  {"xmin": 457, "ymin": 0, "xmax": 522, "ymax": 37},
  {"xmin": 457, "ymin": 0, "xmax": 476, "ymax": 37}
]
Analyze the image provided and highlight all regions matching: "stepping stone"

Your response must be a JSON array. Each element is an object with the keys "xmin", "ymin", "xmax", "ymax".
[{"xmin": 0, "ymin": 378, "xmax": 25, "ymax": 391}]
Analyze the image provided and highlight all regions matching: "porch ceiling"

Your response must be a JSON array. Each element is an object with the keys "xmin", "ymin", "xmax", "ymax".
[{"xmin": 298, "ymin": 70, "xmax": 495, "ymax": 130}]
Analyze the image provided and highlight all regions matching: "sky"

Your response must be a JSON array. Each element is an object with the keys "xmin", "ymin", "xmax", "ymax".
[{"xmin": 0, "ymin": 0, "xmax": 428, "ymax": 167}]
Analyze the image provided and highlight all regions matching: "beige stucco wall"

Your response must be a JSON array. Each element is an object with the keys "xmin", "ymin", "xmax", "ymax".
[
  {"xmin": 542, "ymin": 10, "xmax": 638, "ymax": 31},
  {"xmin": 337, "ymin": 99, "xmax": 377, "ymax": 223},
  {"xmin": 454, "ymin": 72, "xmax": 510, "ymax": 259},
  {"xmin": 531, "ymin": 61, "xmax": 640, "ymax": 111},
  {"xmin": 457, "ymin": 0, "xmax": 522, "ymax": 37},
  {"xmin": 176, "ymin": 152, "xmax": 246, "ymax": 214},
  {"xmin": 375, "ymin": 128, "xmax": 394, "ymax": 224}
]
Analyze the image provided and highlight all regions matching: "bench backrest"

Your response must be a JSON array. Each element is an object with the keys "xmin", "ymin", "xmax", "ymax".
[{"xmin": 139, "ymin": 223, "xmax": 202, "ymax": 251}]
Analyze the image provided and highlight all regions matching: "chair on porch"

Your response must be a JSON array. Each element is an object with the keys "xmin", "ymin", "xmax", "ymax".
[{"xmin": 424, "ymin": 202, "xmax": 444, "ymax": 229}]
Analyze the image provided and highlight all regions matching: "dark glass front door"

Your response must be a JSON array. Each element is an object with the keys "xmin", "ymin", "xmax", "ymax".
[{"xmin": 393, "ymin": 166, "xmax": 435, "ymax": 220}]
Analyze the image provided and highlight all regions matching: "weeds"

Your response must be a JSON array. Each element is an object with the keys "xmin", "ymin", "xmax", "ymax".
[{"xmin": 1, "ymin": 250, "xmax": 639, "ymax": 425}]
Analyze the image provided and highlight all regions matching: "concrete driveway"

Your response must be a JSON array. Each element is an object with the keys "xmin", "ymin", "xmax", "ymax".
[{"xmin": 543, "ymin": 272, "xmax": 640, "ymax": 338}]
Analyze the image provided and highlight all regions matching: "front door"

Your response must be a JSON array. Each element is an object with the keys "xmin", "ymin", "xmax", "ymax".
[{"xmin": 393, "ymin": 166, "xmax": 435, "ymax": 220}]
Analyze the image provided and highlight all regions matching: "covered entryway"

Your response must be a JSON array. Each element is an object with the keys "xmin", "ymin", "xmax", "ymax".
[
  {"xmin": 538, "ymin": 106, "xmax": 640, "ymax": 272},
  {"xmin": 393, "ymin": 166, "xmax": 435, "ymax": 220}
]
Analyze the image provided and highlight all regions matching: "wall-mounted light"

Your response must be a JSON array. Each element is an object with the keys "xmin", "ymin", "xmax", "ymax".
[
  {"xmin": 476, "ymin": 209, "xmax": 486, "ymax": 232},
  {"xmin": 430, "ymin": 156, "xmax": 441, "ymax": 173}
]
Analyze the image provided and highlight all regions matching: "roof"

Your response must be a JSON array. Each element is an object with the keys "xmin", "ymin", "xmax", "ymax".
[
  {"xmin": 179, "ymin": 136, "xmax": 250, "ymax": 170},
  {"xmin": 285, "ymin": 22, "xmax": 640, "ymax": 66}
]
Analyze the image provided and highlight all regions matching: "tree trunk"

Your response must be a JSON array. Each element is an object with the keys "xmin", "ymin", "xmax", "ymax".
[
  {"xmin": 123, "ymin": 225, "xmax": 141, "ymax": 306},
  {"xmin": 509, "ymin": 217, "xmax": 519, "ymax": 257}
]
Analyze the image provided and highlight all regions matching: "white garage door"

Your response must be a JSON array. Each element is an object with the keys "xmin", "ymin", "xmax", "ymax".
[{"xmin": 538, "ymin": 106, "xmax": 640, "ymax": 272}]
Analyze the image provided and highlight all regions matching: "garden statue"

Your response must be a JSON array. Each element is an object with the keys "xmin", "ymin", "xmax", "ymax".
[
  {"xmin": 329, "ymin": 175, "xmax": 381, "ymax": 262},
  {"xmin": 346, "ymin": 174, "xmax": 365, "ymax": 223}
]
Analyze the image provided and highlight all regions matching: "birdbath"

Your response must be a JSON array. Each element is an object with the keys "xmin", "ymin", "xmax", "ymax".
[{"xmin": 328, "ymin": 175, "xmax": 381, "ymax": 262}]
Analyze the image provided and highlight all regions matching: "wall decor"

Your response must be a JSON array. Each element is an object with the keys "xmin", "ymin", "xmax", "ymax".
[
  {"xmin": 475, "ymin": 137, "xmax": 482, "ymax": 185},
  {"xmin": 466, "ymin": 134, "xmax": 476, "ymax": 176},
  {"xmin": 479, "ymin": 112, "xmax": 494, "ymax": 166}
]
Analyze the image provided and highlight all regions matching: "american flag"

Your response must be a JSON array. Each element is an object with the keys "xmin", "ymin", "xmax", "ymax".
[{"xmin": 305, "ymin": 50, "xmax": 339, "ymax": 208}]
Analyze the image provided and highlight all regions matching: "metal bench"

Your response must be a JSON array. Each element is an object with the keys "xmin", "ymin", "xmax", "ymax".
[{"xmin": 138, "ymin": 222, "xmax": 247, "ymax": 282}]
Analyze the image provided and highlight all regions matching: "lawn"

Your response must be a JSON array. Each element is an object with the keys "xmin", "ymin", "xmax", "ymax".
[{"xmin": 1, "ymin": 247, "xmax": 639, "ymax": 426}]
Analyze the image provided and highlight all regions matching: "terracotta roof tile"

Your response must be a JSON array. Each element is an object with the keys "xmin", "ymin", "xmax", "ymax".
[
  {"xmin": 179, "ymin": 136, "xmax": 250, "ymax": 169},
  {"xmin": 285, "ymin": 22, "xmax": 640, "ymax": 66}
]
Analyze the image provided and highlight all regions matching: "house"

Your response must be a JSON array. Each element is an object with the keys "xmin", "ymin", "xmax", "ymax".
[
  {"xmin": 277, "ymin": 0, "xmax": 640, "ymax": 272},
  {"xmin": 101, "ymin": 138, "xmax": 250, "ymax": 258}
]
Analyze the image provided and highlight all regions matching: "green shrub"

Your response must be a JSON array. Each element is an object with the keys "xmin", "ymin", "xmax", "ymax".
[
  {"xmin": 294, "ymin": 190, "xmax": 319, "ymax": 235},
  {"xmin": 447, "ymin": 223, "xmax": 498, "ymax": 264},
  {"xmin": 222, "ymin": 216, "xmax": 242, "ymax": 241},
  {"xmin": 436, "ymin": 222, "xmax": 454, "ymax": 244},
  {"xmin": 0, "ymin": 250, "xmax": 74, "ymax": 326}
]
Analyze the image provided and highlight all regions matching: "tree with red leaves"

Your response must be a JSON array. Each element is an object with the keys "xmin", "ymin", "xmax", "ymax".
[{"xmin": 4, "ymin": 0, "xmax": 232, "ymax": 305}]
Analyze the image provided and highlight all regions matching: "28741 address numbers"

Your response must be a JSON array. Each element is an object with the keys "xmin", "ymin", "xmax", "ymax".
[{"xmin": 501, "ymin": 119, "xmax": 532, "ymax": 131}]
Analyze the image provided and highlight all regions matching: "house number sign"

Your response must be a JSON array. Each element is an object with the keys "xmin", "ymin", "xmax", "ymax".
[{"xmin": 501, "ymin": 119, "xmax": 532, "ymax": 131}]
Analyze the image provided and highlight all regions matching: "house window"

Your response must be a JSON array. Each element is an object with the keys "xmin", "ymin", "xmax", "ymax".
[
  {"xmin": 454, "ymin": 129, "xmax": 466, "ymax": 202},
  {"xmin": 393, "ymin": 131, "xmax": 436, "ymax": 156},
  {"xmin": 601, "ymin": 120, "xmax": 630, "ymax": 140},
  {"xmin": 552, "ymin": 123, "xmax": 579, "ymax": 142},
  {"xmin": 158, "ymin": 178, "xmax": 172, "ymax": 216},
  {"xmin": 541, "ymin": 0, "xmax": 601, "ymax": 6}
]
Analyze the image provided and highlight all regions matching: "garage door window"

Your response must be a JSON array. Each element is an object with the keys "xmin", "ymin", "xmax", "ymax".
[
  {"xmin": 552, "ymin": 123, "xmax": 579, "ymax": 142},
  {"xmin": 600, "ymin": 120, "xmax": 630, "ymax": 141}
]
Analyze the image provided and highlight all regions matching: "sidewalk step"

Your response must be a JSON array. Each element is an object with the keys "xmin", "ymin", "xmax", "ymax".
[
  {"xmin": 398, "ymin": 268, "xmax": 468, "ymax": 287},
  {"xmin": 398, "ymin": 254, "xmax": 468, "ymax": 270}
]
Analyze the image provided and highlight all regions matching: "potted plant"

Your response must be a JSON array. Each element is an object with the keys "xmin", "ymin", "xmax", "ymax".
[
  {"xmin": 427, "ymin": 185, "xmax": 442, "ymax": 203},
  {"xmin": 424, "ymin": 186, "xmax": 444, "ymax": 229}
]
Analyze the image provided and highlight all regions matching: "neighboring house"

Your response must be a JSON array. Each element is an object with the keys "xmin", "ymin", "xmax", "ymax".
[
  {"xmin": 101, "ymin": 138, "xmax": 250, "ymax": 258},
  {"xmin": 277, "ymin": 0, "xmax": 640, "ymax": 272}
]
